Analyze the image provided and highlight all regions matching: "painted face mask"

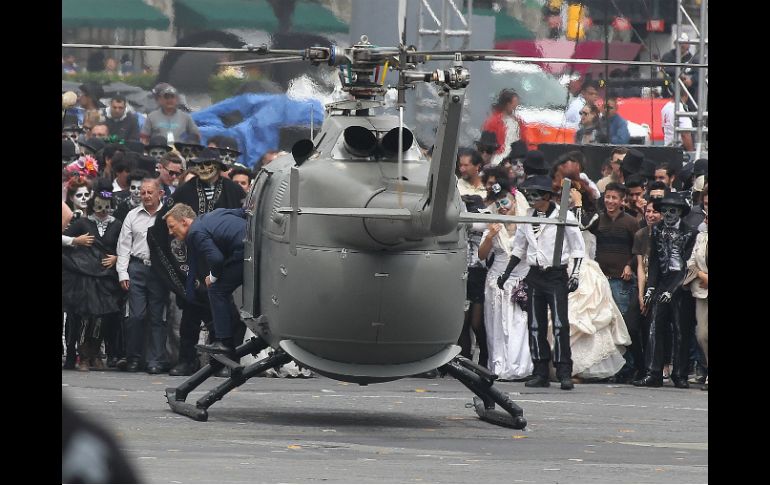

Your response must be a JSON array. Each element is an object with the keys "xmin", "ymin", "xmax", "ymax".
[
  {"xmin": 194, "ymin": 160, "xmax": 219, "ymax": 183},
  {"xmin": 522, "ymin": 189, "xmax": 547, "ymax": 205},
  {"xmin": 93, "ymin": 192, "xmax": 112, "ymax": 214},
  {"xmin": 661, "ymin": 205, "xmax": 682, "ymax": 226},
  {"xmin": 72, "ymin": 187, "xmax": 91, "ymax": 210},
  {"xmin": 129, "ymin": 181, "xmax": 143, "ymax": 205},
  {"xmin": 148, "ymin": 148, "xmax": 168, "ymax": 161}
]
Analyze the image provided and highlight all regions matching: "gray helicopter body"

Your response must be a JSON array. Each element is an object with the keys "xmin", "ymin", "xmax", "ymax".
[{"xmin": 242, "ymin": 111, "xmax": 467, "ymax": 384}]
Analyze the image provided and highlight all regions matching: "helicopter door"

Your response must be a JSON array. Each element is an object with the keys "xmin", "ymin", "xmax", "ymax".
[{"xmin": 241, "ymin": 169, "xmax": 271, "ymax": 320}]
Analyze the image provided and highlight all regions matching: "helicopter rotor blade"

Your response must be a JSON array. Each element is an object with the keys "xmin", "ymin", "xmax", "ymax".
[
  {"xmin": 62, "ymin": 42, "xmax": 305, "ymax": 56},
  {"xmin": 276, "ymin": 207, "xmax": 412, "ymax": 220},
  {"xmin": 218, "ymin": 56, "xmax": 306, "ymax": 66},
  {"xmin": 398, "ymin": 0, "xmax": 407, "ymax": 46},
  {"xmin": 457, "ymin": 213, "xmax": 579, "ymax": 227}
]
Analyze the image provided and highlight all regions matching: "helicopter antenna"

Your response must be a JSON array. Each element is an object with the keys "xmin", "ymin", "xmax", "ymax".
[{"xmin": 396, "ymin": 0, "xmax": 407, "ymax": 208}]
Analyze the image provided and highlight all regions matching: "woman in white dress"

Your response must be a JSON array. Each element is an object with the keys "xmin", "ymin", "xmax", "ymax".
[
  {"xmin": 567, "ymin": 257, "xmax": 632, "ymax": 380},
  {"xmin": 478, "ymin": 182, "xmax": 533, "ymax": 380}
]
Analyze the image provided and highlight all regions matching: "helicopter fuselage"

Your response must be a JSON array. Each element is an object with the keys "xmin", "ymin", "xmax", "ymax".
[{"xmin": 242, "ymin": 113, "xmax": 467, "ymax": 384}]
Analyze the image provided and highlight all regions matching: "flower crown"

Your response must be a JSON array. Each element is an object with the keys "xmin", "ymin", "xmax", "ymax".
[{"xmin": 65, "ymin": 155, "xmax": 99, "ymax": 178}]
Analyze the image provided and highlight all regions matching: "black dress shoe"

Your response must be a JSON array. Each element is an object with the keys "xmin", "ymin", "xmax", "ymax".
[
  {"xmin": 672, "ymin": 377, "xmax": 690, "ymax": 389},
  {"xmin": 560, "ymin": 377, "xmax": 574, "ymax": 390},
  {"xmin": 169, "ymin": 361, "xmax": 199, "ymax": 377},
  {"xmin": 632, "ymin": 374, "xmax": 663, "ymax": 387},
  {"xmin": 525, "ymin": 375, "xmax": 550, "ymax": 387},
  {"xmin": 146, "ymin": 364, "xmax": 167, "ymax": 375},
  {"xmin": 125, "ymin": 360, "xmax": 142, "ymax": 373},
  {"xmin": 106, "ymin": 357, "xmax": 119, "ymax": 368},
  {"xmin": 115, "ymin": 358, "xmax": 128, "ymax": 371},
  {"xmin": 196, "ymin": 341, "xmax": 233, "ymax": 354}
]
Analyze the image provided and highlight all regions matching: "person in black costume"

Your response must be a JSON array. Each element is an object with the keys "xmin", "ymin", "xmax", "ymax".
[
  {"xmin": 148, "ymin": 148, "xmax": 246, "ymax": 376},
  {"xmin": 62, "ymin": 183, "xmax": 123, "ymax": 371},
  {"xmin": 633, "ymin": 193, "xmax": 698, "ymax": 388},
  {"xmin": 496, "ymin": 175, "xmax": 586, "ymax": 390}
]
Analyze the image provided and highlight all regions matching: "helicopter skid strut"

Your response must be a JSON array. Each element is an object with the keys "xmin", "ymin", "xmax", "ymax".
[
  {"xmin": 165, "ymin": 336, "xmax": 290, "ymax": 421},
  {"xmin": 439, "ymin": 356, "xmax": 527, "ymax": 430}
]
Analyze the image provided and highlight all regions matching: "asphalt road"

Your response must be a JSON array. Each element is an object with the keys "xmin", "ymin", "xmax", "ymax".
[{"xmin": 62, "ymin": 371, "xmax": 707, "ymax": 483}]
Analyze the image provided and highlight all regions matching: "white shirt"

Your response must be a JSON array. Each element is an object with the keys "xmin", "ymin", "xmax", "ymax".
[
  {"xmin": 457, "ymin": 178, "xmax": 487, "ymax": 198},
  {"xmin": 661, "ymin": 100, "xmax": 693, "ymax": 146},
  {"xmin": 491, "ymin": 114, "xmax": 521, "ymax": 166},
  {"xmin": 511, "ymin": 203, "xmax": 586, "ymax": 268},
  {"xmin": 116, "ymin": 203, "xmax": 163, "ymax": 281},
  {"xmin": 565, "ymin": 96, "xmax": 586, "ymax": 127}
]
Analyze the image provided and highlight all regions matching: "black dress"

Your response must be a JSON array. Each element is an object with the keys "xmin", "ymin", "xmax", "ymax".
[{"xmin": 62, "ymin": 216, "xmax": 122, "ymax": 316}]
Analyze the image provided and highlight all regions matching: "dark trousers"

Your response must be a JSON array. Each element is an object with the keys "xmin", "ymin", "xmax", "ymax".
[
  {"xmin": 64, "ymin": 313, "xmax": 82, "ymax": 365},
  {"xmin": 525, "ymin": 266, "xmax": 572, "ymax": 378},
  {"xmin": 125, "ymin": 261, "xmax": 168, "ymax": 366},
  {"xmin": 178, "ymin": 299, "xmax": 212, "ymax": 364},
  {"xmin": 623, "ymin": 292, "xmax": 646, "ymax": 374},
  {"xmin": 644, "ymin": 284, "xmax": 692, "ymax": 380},
  {"xmin": 208, "ymin": 261, "xmax": 244, "ymax": 340}
]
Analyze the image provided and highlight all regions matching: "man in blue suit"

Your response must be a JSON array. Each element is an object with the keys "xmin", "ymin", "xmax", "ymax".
[{"xmin": 164, "ymin": 203, "xmax": 246, "ymax": 354}]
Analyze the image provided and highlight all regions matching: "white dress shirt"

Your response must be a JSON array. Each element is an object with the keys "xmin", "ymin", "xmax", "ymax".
[
  {"xmin": 511, "ymin": 203, "xmax": 586, "ymax": 268},
  {"xmin": 116, "ymin": 203, "xmax": 162, "ymax": 281}
]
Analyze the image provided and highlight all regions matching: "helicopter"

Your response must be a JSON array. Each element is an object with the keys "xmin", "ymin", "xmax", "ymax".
[{"xmin": 63, "ymin": 19, "xmax": 705, "ymax": 430}]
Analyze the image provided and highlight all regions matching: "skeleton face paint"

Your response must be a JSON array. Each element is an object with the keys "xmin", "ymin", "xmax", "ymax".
[
  {"xmin": 219, "ymin": 150, "xmax": 238, "ymax": 167},
  {"xmin": 522, "ymin": 189, "xmax": 547, "ymax": 205},
  {"xmin": 194, "ymin": 160, "xmax": 219, "ymax": 183},
  {"xmin": 93, "ymin": 195, "xmax": 111, "ymax": 214},
  {"xmin": 660, "ymin": 205, "xmax": 682, "ymax": 226},
  {"xmin": 148, "ymin": 148, "xmax": 168, "ymax": 161},
  {"xmin": 129, "ymin": 181, "xmax": 143, "ymax": 205},
  {"xmin": 72, "ymin": 187, "xmax": 91, "ymax": 210}
]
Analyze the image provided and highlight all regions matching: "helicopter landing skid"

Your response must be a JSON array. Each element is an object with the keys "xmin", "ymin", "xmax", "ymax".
[
  {"xmin": 165, "ymin": 337, "xmax": 291, "ymax": 421},
  {"xmin": 439, "ymin": 356, "xmax": 527, "ymax": 430}
]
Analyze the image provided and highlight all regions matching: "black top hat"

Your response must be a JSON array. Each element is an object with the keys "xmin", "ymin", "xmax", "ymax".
[
  {"xmin": 147, "ymin": 136, "xmax": 171, "ymax": 150},
  {"xmin": 475, "ymin": 130, "xmax": 499, "ymax": 150},
  {"xmin": 80, "ymin": 137, "xmax": 105, "ymax": 154},
  {"xmin": 188, "ymin": 148, "xmax": 226, "ymax": 169},
  {"xmin": 523, "ymin": 150, "xmax": 549, "ymax": 172},
  {"xmin": 174, "ymin": 142, "xmax": 205, "ymax": 159},
  {"xmin": 693, "ymin": 158, "xmax": 708, "ymax": 176},
  {"xmin": 519, "ymin": 175, "xmax": 555, "ymax": 193},
  {"xmin": 124, "ymin": 140, "xmax": 146, "ymax": 154},
  {"xmin": 622, "ymin": 149, "xmax": 644, "ymax": 174},
  {"xmin": 134, "ymin": 155, "xmax": 159, "ymax": 176},
  {"xmin": 653, "ymin": 192, "xmax": 691, "ymax": 217},
  {"xmin": 461, "ymin": 194, "xmax": 486, "ymax": 213},
  {"xmin": 508, "ymin": 140, "xmax": 527, "ymax": 160},
  {"xmin": 62, "ymin": 139, "xmax": 78, "ymax": 160},
  {"xmin": 79, "ymin": 82, "xmax": 104, "ymax": 101},
  {"xmin": 639, "ymin": 158, "xmax": 657, "ymax": 179},
  {"xmin": 213, "ymin": 136, "xmax": 241, "ymax": 155}
]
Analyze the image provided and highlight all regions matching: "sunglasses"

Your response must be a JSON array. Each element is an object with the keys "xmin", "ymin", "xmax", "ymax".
[
  {"xmin": 165, "ymin": 169, "xmax": 182, "ymax": 177},
  {"xmin": 494, "ymin": 198, "xmax": 512, "ymax": 209}
]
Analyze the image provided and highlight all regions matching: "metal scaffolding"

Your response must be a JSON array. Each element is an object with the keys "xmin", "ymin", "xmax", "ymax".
[
  {"xmin": 417, "ymin": 0, "xmax": 473, "ymax": 52},
  {"xmin": 674, "ymin": 0, "xmax": 708, "ymax": 158}
]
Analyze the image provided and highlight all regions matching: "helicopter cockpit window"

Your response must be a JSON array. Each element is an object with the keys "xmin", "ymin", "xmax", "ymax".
[{"xmin": 331, "ymin": 129, "xmax": 424, "ymax": 162}]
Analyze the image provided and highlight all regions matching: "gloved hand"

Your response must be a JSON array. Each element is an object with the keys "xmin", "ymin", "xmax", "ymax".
[
  {"xmin": 497, "ymin": 271, "xmax": 511, "ymax": 290},
  {"xmin": 568, "ymin": 276, "xmax": 579, "ymax": 292},
  {"xmin": 643, "ymin": 287, "xmax": 655, "ymax": 306},
  {"xmin": 657, "ymin": 291, "xmax": 672, "ymax": 303}
]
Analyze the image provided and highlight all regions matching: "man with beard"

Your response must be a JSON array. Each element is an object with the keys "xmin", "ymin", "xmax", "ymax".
[
  {"xmin": 633, "ymin": 193, "xmax": 698, "ymax": 388},
  {"xmin": 148, "ymin": 148, "xmax": 246, "ymax": 377}
]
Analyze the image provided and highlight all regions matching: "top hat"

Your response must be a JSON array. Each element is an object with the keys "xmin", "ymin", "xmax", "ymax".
[
  {"xmin": 653, "ymin": 192, "xmax": 691, "ymax": 217},
  {"xmin": 693, "ymin": 158, "xmax": 708, "ymax": 176},
  {"xmin": 508, "ymin": 140, "xmax": 527, "ymax": 160},
  {"xmin": 147, "ymin": 136, "xmax": 171, "ymax": 151},
  {"xmin": 639, "ymin": 158, "xmax": 657, "ymax": 179},
  {"xmin": 475, "ymin": 130, "xmax": 499, "ymax": 151},
  {"xmin": 80, "ymin": 137, "xmax": 105, "ymax": 154},
  {"xmin": 519, "ymin": 175, "xmax": 556, "ymax": 193},
  {"xmin": 62, "ymin": 139, "xmax": 79, "ymax": 161},
  {"xmin": 213, "ymin": 136, "xmax": 241, "ymax": 155},
  {"xmin": 174, "ymin": 142, "xmax": 205, "ymax": 160},
  {"xmin": 188, "ymin": 148, "xmax": 227, "ymax": 170},
  {"xmin": 522, "ymin": 150, "xmax": 549, "ymax": 173},
  {"xmin": 622, "ymin": 149, "xmax": 644, "ymax": 174}
]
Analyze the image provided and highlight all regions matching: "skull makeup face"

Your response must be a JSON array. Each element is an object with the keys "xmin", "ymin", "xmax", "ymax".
[
  {"xmin": 93, "ymin": 193, "xmax": 112, "ymax": 214},
  {"xmin": 129, "ymin": 180, "xmax": 143, "ymax": 205},
  {"xmin": 193, "ymin": 160, "xmax": 219, "ymax": 183},
  {"xmin": 660, "ymin": 205, "xmax": 683, "ymax": 226},
  {"xmin": 522, "ymin": 189, "xmax": 547, "ymax": 205},
  {"xmin": 148, "ymin": 148, "xmax": 168, "ymax": 161},
  {"xmin": 72, "ymin": 187, "xmax": 91, "ymax": 210},
  {"xmin": 219, "ymin": 150, "xmax": 237, "ymax": 167}
]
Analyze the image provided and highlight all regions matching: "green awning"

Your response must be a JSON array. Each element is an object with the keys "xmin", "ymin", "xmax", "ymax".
[
  {"xmin": 62, "ymin": 0, "xmax": 170, "ymax": 30},
  {"xmin": 475, "ymin": 9, "xmax": 536, "ymax": 41},
  {"xmin": 174, "ymin": 0, "xmax": 347, "ymax": 33}
]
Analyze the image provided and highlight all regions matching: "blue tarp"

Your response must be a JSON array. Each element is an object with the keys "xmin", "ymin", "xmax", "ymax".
[{"xmin": 192, "ymin": 94, "xmax": 324, "ymax": 169}]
